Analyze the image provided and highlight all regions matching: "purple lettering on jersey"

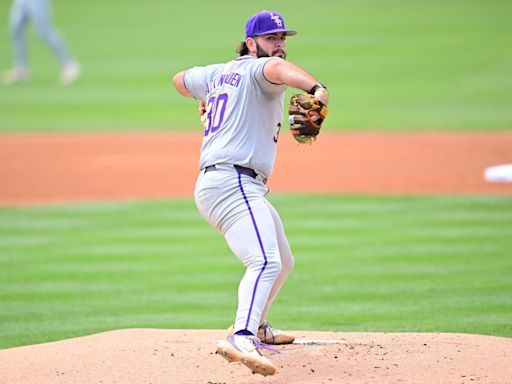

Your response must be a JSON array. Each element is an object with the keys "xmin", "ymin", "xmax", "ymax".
[
  {"xmin": 204, "ymin": 93, "xmax": 229, "ymax": 136},
  {"xmin": 230, "ymin": 73, "xmax": 242, "ymax": 87},
  {"xmin": 210, "ymin": 93, "xmax": 228, "ymax": 134},
  {"xmin": 206, "ymin": 72, "xmax": 242, "ymax": 94}
]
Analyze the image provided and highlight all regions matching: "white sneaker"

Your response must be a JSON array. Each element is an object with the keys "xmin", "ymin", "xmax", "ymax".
[
  {"xmin": 216, "ymin": 335, "xmax": 277, "ymax": 376},
  {"xmin": 60, "ymin": 62, "xmax": 81, "ymax": 85},
  {"xmin": 2, "ymin": 67, "xmax": 29, "ymax": 85}
]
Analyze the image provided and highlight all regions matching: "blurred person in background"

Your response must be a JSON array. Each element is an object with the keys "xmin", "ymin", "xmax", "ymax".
[{"xmin": 2, "ymin": 0, "xmax": 80, "ymax": 85}]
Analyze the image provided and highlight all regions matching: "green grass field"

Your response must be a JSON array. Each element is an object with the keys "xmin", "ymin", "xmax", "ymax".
[
  {"xmin": 1, "ymin": 195, "xmax": 511, "ymax": 349},
  {"xmin": 0, "ymin": 0, "xmax": 511, "ymax": 131}
]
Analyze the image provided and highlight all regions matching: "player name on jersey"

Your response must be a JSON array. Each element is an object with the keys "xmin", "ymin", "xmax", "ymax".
[{"xmin": 206, "ymin": 72, "xmax": 242, "ymax": 94}]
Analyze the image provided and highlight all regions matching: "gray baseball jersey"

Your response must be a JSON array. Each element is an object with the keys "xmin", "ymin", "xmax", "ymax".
[{"xmin": 184, "ymin": 56, "xmax": 287, "ymax": 177}]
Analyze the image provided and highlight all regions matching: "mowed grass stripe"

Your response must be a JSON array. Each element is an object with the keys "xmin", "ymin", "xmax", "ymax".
[
  {"xmin": 0, "ymin": 195, "xmax": 511, "ymax": 348},
  {"xmin": 259, "ymin": 195, "xmax": 512, "ymax": 336}
]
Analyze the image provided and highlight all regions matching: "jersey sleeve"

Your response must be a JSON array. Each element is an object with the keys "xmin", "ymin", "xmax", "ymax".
[
  {"xmin": 184, "ymin": 64, "xmax": 220, "ymax": 101},
  {"xmin": 253, "ymin": 57, "xmax": 287, "ymax": 96}
]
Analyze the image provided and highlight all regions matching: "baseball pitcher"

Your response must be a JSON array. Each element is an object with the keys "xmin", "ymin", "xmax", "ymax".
[{"xmin": 173, "ymin": 10, "xmax": 328, "ymax": 376}]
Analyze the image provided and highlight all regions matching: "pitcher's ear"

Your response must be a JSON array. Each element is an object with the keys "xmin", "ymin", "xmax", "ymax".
[{"xmin": 246, "ymin": 37, "xmax": 257, "ymax": 55}]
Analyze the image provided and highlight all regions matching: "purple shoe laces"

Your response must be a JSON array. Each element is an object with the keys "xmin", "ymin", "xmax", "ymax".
[
  {"xmin": 259, "ymin": 321, "xmax": 275, "ymax": 343},
  {"xmin": 229, "ymin": 335, "xmax": 280, "ymax": 354},
  {"xmin": 252, "ymin": 337, "xmax": 280, "ymax": 354}
]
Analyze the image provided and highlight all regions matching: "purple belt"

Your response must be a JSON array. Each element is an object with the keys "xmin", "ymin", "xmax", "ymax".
[{"xmin": 204, "ymin": 164, "xmax": 259, "ymax": 180}]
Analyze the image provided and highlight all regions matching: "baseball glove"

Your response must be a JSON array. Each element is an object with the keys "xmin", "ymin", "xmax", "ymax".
[{"xmin": 288, "ymin": 93, "xmax": 328, "ymax": 144}]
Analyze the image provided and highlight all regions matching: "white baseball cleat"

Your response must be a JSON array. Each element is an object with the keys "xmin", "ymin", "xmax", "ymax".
[
  {"xmin": 60, "ymin": 62, "xmax": 81, "ymax": 86},
  {"xmin": 216, "ymin": 335, "xmax": 277, "ymax": 376},
  {"xmin": 226, "ymin": 322, "xmax": 295, "ymax": 345},
  {"xmin": 2, "ymin": 67, "xmax": 29, "ymax": 85}
]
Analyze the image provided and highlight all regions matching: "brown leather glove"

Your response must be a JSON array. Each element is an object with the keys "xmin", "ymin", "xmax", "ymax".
[{"xmin": 288, "ymin": 93, "xmax": 328, "ymax": 144}]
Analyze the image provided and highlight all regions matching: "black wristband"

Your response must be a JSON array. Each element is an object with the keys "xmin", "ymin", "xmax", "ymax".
[{"xmin": 308, "ymin": 83, "xmax": 327, "ymax": 95}]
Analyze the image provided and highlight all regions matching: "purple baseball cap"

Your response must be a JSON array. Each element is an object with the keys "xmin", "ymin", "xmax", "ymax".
[{"xmin": 245, "ymin": 10, "xmax": 297, "ymax": 38}]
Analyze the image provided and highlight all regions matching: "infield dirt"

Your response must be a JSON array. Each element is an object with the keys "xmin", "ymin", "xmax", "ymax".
[{"xmin": 1, "ymin": 131, "xmax": 512, "ymax": 205}]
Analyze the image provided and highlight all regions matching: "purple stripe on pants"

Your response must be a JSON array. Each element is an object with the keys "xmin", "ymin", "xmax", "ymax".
[{"xmin": 237, "ymin": 174, "xmax": 268, "ymax": 331}]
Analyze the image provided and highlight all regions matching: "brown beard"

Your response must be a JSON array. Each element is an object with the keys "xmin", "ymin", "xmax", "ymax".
[{"xmin": 255, "ymin": 41, "xmax": 287, "ymax": 59}]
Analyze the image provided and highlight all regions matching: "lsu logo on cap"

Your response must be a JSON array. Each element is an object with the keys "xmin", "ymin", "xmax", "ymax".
[
  {"xmin": 245, "ymin": 10, "xmax": 296, "ymax": 37},
  {"xmin": 269, "ymin": 12, "xmax": 283, "ymax": 27}
]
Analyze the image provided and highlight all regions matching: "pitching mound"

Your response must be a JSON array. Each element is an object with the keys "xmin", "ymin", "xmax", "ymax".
[{"xmin": 0, "ymin": 329, "xmax": 510, "ymax": 383}]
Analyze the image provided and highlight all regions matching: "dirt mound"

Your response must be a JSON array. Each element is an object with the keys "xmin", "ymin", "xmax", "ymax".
[{"xmin": 0, "ymin": 329, "xmax": 510, "ymax": 383}]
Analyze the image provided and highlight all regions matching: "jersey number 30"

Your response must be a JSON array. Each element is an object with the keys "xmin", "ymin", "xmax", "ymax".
[{"xmin": 204, "ymin": 93, "xmax": 228, "ymax": 136}]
